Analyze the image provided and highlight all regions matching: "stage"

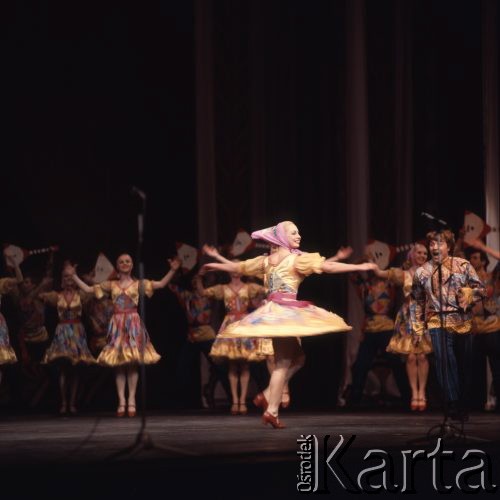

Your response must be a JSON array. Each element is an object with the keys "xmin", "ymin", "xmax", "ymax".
[{"xmin": 2, "ymin": 409, "xmax": 500, "ymax": 498}]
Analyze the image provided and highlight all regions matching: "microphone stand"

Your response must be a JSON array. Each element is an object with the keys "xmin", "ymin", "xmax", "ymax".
[
  {"xmin": 132, "ymin": 196, "xmax": 152, "ymax": 447},
  {"xmin": 105, "ymin": 188, "xmax": 186, "ymax": 460}
]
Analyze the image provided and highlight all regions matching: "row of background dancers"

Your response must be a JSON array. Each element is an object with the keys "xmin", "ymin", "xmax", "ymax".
[{"xmin": 0, "ymin": 224, "xmax": 498, "ymax": 424}]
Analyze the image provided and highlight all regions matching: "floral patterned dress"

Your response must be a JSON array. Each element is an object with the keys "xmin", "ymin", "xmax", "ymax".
[
  {"xmin": 219, "ymin": 253, "xmax": 351, "ymax": 339},
  {"xmin": 94, "ymin": 280, "xmax": 160, "ymax": 366},
  {"xmin": 40, "ymin": 290, "xmax": 96, "ymax": 365},
  {"xmin": 386, "ymin": 268, "xmax": 432, "ymax": 355}
]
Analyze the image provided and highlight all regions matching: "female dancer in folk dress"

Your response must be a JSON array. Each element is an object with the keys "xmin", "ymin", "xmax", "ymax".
[
  {"xmin": 199, "ymin": 247, "xmax": 270, "ymax": 415},
  {"xmin": 40, "ymin": 263, "xmax": 96, "ymax": 414},
  {"xmin": 203, "ymin": 221, "xmax": 376, "ymax": 428},
  {"xmin": 373, "ymin": 243, "xmax": 432, "ymax": 411},
  {"xmin": 71, "ymin": 254, "xmax": 178, "ymax": 417},
  {"xmin": 203, "ymin": 243, "xmax": 353, "ymax": 410}
]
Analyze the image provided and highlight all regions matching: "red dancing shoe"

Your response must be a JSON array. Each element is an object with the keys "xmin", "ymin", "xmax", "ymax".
[{"xmin": 262, "ymin": 411, "xmax": 286, "ymax": 429}]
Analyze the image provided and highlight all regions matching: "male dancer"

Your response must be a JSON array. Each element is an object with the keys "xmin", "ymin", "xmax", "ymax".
[{"xmin": 411, "ymin": 230, "xmax": 486, "ymax": 420}]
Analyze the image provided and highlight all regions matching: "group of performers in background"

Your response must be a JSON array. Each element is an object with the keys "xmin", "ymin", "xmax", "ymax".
[{"xmin": 0, "ymin": 216, "xmax": 499, "ymax": 428}]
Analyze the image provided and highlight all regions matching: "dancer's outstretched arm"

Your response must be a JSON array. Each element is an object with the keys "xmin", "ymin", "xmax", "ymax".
[
  {"xmin": 151, "ymin": 258, "xmax": 181, "ymax": 289},
  {"xmin": 203, "ymin": 256, "xmax": 376, "ymax": 275},
  {"xmin": 371, "ymin": 263, "xmax": 389, "ymax": 279},
  {"xmin": 321, "ymin": 261, "xmax": 377, "ymax": 274},
  {"xmin": 202, "ymin": 245, "xmax": 234, "ymax": 265},
  {"xmin": 202, "ymin": 262, "xmax": 239, "ymax": 274},
  {"xmin": 71, "ymin": 271, "xmax": 94, "ymax": 294}
]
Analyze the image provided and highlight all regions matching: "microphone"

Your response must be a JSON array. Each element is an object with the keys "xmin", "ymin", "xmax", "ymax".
[
  {"xmin": 421, "ymin": 212, "xmax": 447, "ymax": 227},
  {"xmin": 131, "ymin": 186, "xmax": 146, "ymax": 200}
]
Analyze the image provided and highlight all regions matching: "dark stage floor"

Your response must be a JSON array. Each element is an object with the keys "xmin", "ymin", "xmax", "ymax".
[{"xmin": 2, "ymin": 409, "xmax": 500, "ymax": 499}]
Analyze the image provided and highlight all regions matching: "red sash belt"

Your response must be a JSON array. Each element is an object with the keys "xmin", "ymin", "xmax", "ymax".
[
  {"xmin": 60, "ymin": 319, "xmax": 81, "ymax": 324},
  {"xmin": 268, "ymin": 292, "xmax": 312, "ymax": 308}
]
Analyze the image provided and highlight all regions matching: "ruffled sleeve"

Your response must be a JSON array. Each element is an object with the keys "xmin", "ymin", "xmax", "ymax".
[
  {"xmin": 0, "ymin": 277, "xmax": 17, "ymax": 295},
  {"xmin": 238, "ymin": 256, "xmax": 266, "ymax": 277},
  {"xmin": 140, "ymin": 280, "xmax": 154, "ymax": 298},
  {"xmin": 94, "ymin": 280, "xmax": 112, "ymax": 300},
  {"xmin": 203, "ymin": 285, "xmax": 224, "ymax": 300},
  {"xmin": 38, "ymin": 291, "xmax": 59, "ymax": 306},
  {"xmin": 294, "ymin": 252, "xmax": 325, "ymax": 276}
]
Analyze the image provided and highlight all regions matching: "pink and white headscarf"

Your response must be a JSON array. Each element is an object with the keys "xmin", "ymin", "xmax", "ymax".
[{"xmin": 251, "ymin": 221, "xmax": 302, "ymax": 254}]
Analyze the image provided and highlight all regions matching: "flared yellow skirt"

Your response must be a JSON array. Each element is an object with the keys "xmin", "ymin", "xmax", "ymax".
[
  {"xmin": 219, "ymin": 301, "xmax": 351, "ymax": 338},
  {"xmin": 386, "ymin": 333, "xmax": 433, "ymax": 355},
  {"xmin": 97, "ymin": 345, "xmax": 161, "ymax": 366}
]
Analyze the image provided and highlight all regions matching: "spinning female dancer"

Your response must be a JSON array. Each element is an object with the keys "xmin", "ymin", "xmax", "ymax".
[
  {"xmin": 71, "ymin": 254, "xmax": 177, "ymax": 417},
  {"xmin": 202, "ymin": 221, "xmax": 376, "ymax": 428},
  {"xmin": 203, "ymin": 243, "xmax": 353, "ymax": 410}
]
